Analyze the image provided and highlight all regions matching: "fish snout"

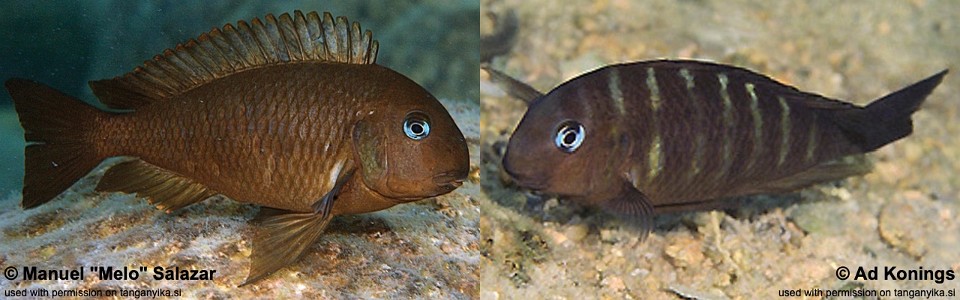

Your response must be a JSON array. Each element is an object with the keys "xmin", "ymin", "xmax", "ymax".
[
  {"xmin": 501, "ymin": 150, "xmax": 518, "ymax": 178},
  {"xmin": 501, "ymin": 153, "xmax": 549, "ymax": 191}
]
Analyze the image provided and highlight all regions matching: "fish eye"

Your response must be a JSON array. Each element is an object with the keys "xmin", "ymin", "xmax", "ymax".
[
  {"xmin": 403, "ymin": 112, "xmax": 430, "ymax": 140},
  {"xmin": 554, "ymin": 120, "xmax": 585, "ymax": 153}
]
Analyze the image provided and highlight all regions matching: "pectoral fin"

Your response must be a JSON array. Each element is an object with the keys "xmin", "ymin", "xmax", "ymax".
[
  {"xmin": 240, "ymin": 167, "xmax": 356, "ymax": 286},
  {"xmin": 312, "ymin": 167, "xmax": 355, "ymax": 219},
  {"xmin": 601, "ymin": 186, "xmax": 656, "ymax": 241}
]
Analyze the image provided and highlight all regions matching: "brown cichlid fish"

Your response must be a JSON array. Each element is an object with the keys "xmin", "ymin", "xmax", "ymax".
[
  {"xmin": 6, "ymin": 11, "xmax": 469, "ymax": 285},
  {"xmin": 499, "ymin": 60, "xmax": 946, "ymax": 234}
]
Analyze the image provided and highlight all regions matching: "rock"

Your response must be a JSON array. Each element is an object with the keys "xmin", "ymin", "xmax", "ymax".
[
  {"xmin": 664, "ymin": 236, "xmax": 705, "ymax": 268},
  {"xmin": 878, "ymin": 193, "xmax": 935, "ymax": 259},
  {"xmin": 0, "ymin": 98, "xmax": 480, "ymax": 298},
  {"xmin": 563, "ymin": 218, "xmax": 590, "ymax": 243}
]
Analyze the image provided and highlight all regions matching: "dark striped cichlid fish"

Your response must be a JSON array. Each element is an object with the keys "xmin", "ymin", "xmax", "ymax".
[
  {"xmin": 6, "ymin": 11, "xmax": 469, "ymax": 285},
  {"xmin": 499, "ymin": 60, "xmax": 946, "ymax": 233}
]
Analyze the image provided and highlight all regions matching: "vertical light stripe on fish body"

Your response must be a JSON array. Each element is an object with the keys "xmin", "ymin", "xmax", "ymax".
[
  {"xmin": 806, "ymin": 113, "xmax": 819, "ymax": 162},
  {"xmin": 678, "ymin": 68, "xmax": 704, "ymax": 178},
  {"xmin": 647, "ymin": 135, "xmax": 663, "ymax": 183},
  {"xmin": 744, "ymin": 82, "xmax": 763, "ymax": 171},
  {"xmin": 777, "ymin": 96, "xmax": 791, "ymax": 167},
  {"xmin": 716, "ymin": 73, "xmax": 734, "ymax": 179},
  {"xmin": 646, "ymin": 67, "xmax": 661, "ymax": 111},
  {"xmin": 499, "ymin": 60, "xmax": 947, "ymax": 236},
  {"xmin": 607, "ymin": 68, "xmax": 625, "ymax": 116},
  {"xmin": 645, "ymin": 67, "xmax": 663, "ymax": 182}
]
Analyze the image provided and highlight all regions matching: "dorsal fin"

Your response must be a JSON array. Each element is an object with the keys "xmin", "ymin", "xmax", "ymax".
[{"xmin": 89, "ymin": 11, "xmax": 379, "ymax": 110}]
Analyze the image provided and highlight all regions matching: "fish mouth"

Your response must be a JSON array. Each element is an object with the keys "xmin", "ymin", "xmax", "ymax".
[
  {"xmin": 501, "ymin": 164, "xmax": 549, "ymax": 191},
  {"xmin": 433, "ymin": 169, "xmax": 468, "ymax": 190},
  {"xmin": 380, "ymin": 170, "xmax": 466, "ymax": 203}
]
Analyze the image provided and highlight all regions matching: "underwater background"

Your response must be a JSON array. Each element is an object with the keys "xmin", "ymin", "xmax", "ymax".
[
  {"xmin": 1, "ymin": 1, "xmax": 480, "ymax": 298},
  {"xmin": 0, "ymin": 0, "xmax": 480, "ymax": 194},
  {"xmin": 481, "ymin": 0, "xmax": 959, "ymax": 298}
]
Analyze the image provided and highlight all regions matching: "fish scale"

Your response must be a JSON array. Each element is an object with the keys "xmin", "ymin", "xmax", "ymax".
[
  {"xmin": 607, "ymin": 63, "xmax": 844, "ymax": 202},
  {"xmin": 501, "ymin": 59, "xmax": 947, "ymax": 234},
  {"xmin": 6, "ymin": 11, "xmax": 469, "ymax": 285},
  {"xmin": 99, "ymin": 64, "xmax": 367, "ymax": 212}
]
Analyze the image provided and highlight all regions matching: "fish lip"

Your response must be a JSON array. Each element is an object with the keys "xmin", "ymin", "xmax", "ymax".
[
  {"xmin": 517, "ymin": 180, "xmax": 548, "ymax": 191},
  {"xmin": 502, "ymin": 167, "xmax": 549, "ymax": 191},
  {"xmin": 501, "ymin": 159, "xmax": 549, "ymax": 191},
  {"xmin": 379, "ymin": 170, "xmax": 465, "ymax": 203},
  {"xmin": 390, "ymin": 178, "xmax": 461, "ymax": 202},
  {"xmin": 432, "ymin": 169, "xmax": 468, "ymax": 187}
]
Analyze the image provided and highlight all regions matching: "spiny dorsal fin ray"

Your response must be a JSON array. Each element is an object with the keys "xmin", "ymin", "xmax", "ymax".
[
  {"xmin": 642, "ymin": 60, "xmax": 860, "ymax": 111},
  {"xmin": 89, "ymin": 11, "xmax": 379, "ymax": 110},
  {"xmin": 482, "ymin": 66, "xmax": 544, "ymax": 104}
]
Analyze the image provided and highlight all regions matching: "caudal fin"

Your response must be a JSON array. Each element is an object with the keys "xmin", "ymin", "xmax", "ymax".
[
  {"xmin": 836, "ymin": 70, "xmax": 948, "ymax": 152},
  {"xmin": 6, "ymin": 79, "xmax": 105, "ymax": 209}
]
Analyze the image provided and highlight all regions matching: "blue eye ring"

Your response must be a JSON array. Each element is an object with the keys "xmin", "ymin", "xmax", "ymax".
[
  {"xmin": 555, "ymin": 120, "xmax": 584, "ymax": 153},
  {"xmin": 403, "ymin": 112, "xmax": 430, "ymax": 140}
]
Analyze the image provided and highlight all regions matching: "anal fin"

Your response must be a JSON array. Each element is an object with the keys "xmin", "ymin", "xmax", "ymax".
[
  {"xmin": 602, "ymin": 186, "xmax": 656, "ymax": 241},
  {"xmin": 745, "ymin": 154, "xmax": 873, "ymax": 195},
  {"xmin": 240, "ymin": 167, "xmax": 356, "ymax": 286},
  {"xmin": 96, "ymin": 160, "xmax": 215, "ymax": 212}
]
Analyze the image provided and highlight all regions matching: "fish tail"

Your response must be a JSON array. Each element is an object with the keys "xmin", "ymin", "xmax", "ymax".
[
  {"xmin": 6, "ymin": 79, "xmax": 106, "ymax": 209},
  {"xmin": 840, "ymin": 70, "xmax": 948, "ymax": 152}
]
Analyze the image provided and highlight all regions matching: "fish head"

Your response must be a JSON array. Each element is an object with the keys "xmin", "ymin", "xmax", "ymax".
[
  {"xmin": 353, "ymin": 73, "xmax": 469, "ymax": 202},
  {"xmin": 502, "ymin": 77, "xmax": 626, "ymax": 200}
]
